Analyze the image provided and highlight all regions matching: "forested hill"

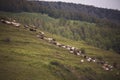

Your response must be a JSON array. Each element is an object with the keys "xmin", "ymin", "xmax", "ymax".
[
  {"xmin": 0, "ymin": 0, "xmax": 120, "ymax": 53},
  {"xmin": 0, "ymin": 0, "xmax": 120, "ymax": 24}
]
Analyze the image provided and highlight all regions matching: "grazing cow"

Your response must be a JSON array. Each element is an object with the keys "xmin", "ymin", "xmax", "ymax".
[
  {"xmin": 43, "ymin": 37, "xmax": 54, "ymax": 43},
  {"xmin": 79, "ymin": 50, "xmax": 82, "ymax": 54},
  {"xmin": 76, "ymin": 52, "xmax": 80, "ymax": 55},
  {"xmin": 39, "ymin": 31, "xmax": 44, "ymax": 35},
  {"xmin": 73, "ymin": 49, "xmax": 80, "ymax": 55},
  {"xmin": 65, "ymin": 45, "xmax": 71, "ymax": 50},
  {"xmin": 71, "ymin": 47, "xmax": 75, "ymax": 51},
  {"xmin": 50, "ymin": 40, "xmax": 56, "ymax": 45},
  {"xmin": 5, "ymin": 21, "xmax": 11, "ymax": 24},
  {"xmin": 44, "ymin": 37, "xmax": 48, "ymax": 41},
  {"xmin": 74, "ymin": 52, "xmax": 80, "ymax": 55},
  {"xmin": 92, "ymin": 59, "xmax": 96, "ymax": 62},
  {"xmin": 55, "ymin": 42, "xmax": 61, "ymax": 47},
  {"xmin": 108, "ymin": 65, "xmax": 113, "ymax": 71},
  {"xmin": 61, "ymin": 45, "xmax": 66, "ymax": 48},
  {"xmin": 102, "ymin": 63, "xmax": 111, "ymax": 71},
  {"xmin": 47, "ymin": 38, "xmax": 54, "ymax": 43},
  {"xmin": 29, "ymin": 28, "xmax": 36, "ymax": 32},
  {"xmin": 70, "ymin": 50, "xmax": 74, "ymax": 54},
  {"xmin": 1, "ymin": 19, "xmax": 5, "ymax": 22},
  {"xmin": 1, "ymin": 20, "xmax": 5, "ymax": 23},
  {"xmin": 36, "ymin": 31, "xmax": 45, "ymax": 39},
  {"xmin": 82, "ymin": 55, "xmax": 87, "ymax": 59},
  {"xmin": 15, "ymin": 23, "xmax": 20, "ymax": 27},
  {"xmin": 13, "ymin": 19, "xmax": 16, "ymax": 22},
  {"xmin": 36, "ymin": 35, "xmax": 40, "ymax": 38},
  {"xmin": 66, "ymin": 47, "xmax": 71, "ymax": 50},
  {"xmin": 105, "ymin": 67, "xmax": 109, "ymax": 71},
  {"xmin": 32, "ymin": 25, "xmax": 37, "ymax": 29},
  {"xmin": 40, "ymin": 35, "xmax": 44, "ymax": 39},
  {"xmin": 77, "ymin": 50, "xmax": 82, "ymax": 55},
  {"xmin": 0, "ymin": 18, "xmax": 7, "ymax": 23},
  {"xmin": 58, "ymin": 44, "xmax": 63, "ymax": 47},
  {"xmin": 36, "ymin": 34, "xmax": 44, "ymax": 39},
  {"xmin": 81, "ymin": 59, "xmax": 84, "ymax": 63},
  {"xmin": 24, "ymin": 25, "xmax": 29, "ymax": 29},
  {"xmin": 87, "ymin": 57, "xmax": 92, "ymax": 62},
  {"xmin": 50, "ymin": 40, "xmax": 57, "ymax": 45},
  {"xmin": 66, "ymin": 45, "xmax": 71, "ymax": 48},
  {"xmin": 11, "ymin": 22, "xmax": 21, "ymax": 27}
]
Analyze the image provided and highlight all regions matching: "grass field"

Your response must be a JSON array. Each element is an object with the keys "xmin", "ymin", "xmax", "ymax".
[{"xmin": 0, "ymin": 15, "xmax": 120, "ymax": 80}]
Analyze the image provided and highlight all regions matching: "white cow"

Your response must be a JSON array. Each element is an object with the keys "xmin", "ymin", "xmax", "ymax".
[
  {"xmin": 87, "ymin": 57, "xmax": 92, "ymax": 62},
  {"xmin": 40, "ymin": 31, "xmax": 44, "ymax": 35},
  {"xmin": 81, "ymin": 59, "xmax": 84, "ymax": 63},
  {"xmin": 55, "ymin": 42, "xmax": 61, "ymax": 46},
  {"xmin": 71, "ymin": 47, "xmax": 75, "ymax": 50},
  {"xmin": 5, "ymin": 21, "xmax": 11, "ymax": 24},
  {"xmin": 92, "ymin": 59, "xmax": 96, "ymax": 62},
  {"xmin": 70, "ymin": 51, "xmax": 74, "ymax": 54},
  {"xmin": 61, "ymin": 45, "xmax": 66, "ymax": 48},
  {"xmin": 11, "ymin": 22, "xmax": 20, "ymax": 27},
  {"xmin": 76, "ymin": 52, "xmax": 80, "ymax": 55}
]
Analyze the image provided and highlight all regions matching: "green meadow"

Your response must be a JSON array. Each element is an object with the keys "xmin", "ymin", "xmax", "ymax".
[{"xmin": 0, "ymin": 12, "xmax": 120, "ymax": 80}]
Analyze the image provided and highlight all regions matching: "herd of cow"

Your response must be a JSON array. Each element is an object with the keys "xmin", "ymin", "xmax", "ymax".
[
  {"xmin": 35, "ymin": 29, "xmax": 115, "ymax": 71},
  {"xmin": 1, "ymin": 18, "xmax": 20, "ymax": 27},
  {"xmin": 0, "ymin": 18, "xmax": 119, "ymax": 72}
]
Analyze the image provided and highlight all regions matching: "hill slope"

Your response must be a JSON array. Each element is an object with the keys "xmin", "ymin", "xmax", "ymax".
[
  {"xmin": 0, "ymin": 11, "xmax": 120, "ymax": 53},
  {"xmin": 0, "ymin": 18, "xmax": 120, "ymax": 80}
]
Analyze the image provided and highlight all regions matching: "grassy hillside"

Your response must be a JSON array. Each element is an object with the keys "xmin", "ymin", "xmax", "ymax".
[
  {"xmin": 0, "ymin": 11, "xmax": 120, "ymax": 54},
  {"xmin": 0, "ymin": 19, "xmax": 120, "ymax": 80}
]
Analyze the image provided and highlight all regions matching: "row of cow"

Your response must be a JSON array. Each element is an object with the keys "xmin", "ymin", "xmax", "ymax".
[
  {"xmin": 35, "ymin": 30, "xmax": 115, "ymax": 71},
  {"xmin": 0, "ymin": 18, "xmax": 117, "ymax": 71},
  {"xmin": 23, "ymin": 23, "xmax": 119, "ymax": 72},
  {"xmin": 1, "ymin": 18, "xmax": 21, "ymax": 27}
]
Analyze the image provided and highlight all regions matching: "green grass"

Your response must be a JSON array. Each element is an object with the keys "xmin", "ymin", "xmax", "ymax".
[{"xmin": 0, "ymin": 19, "xmax": 120, "ymax": 80}]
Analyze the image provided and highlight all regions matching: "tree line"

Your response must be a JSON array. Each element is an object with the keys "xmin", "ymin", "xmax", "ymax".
[{"xmin": 0, "ymin": 0, "xmax": 120, "ymax": 25}]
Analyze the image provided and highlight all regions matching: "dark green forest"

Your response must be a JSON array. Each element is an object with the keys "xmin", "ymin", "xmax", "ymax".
[
  {"xmin": 0, "ymin": 0, "xmax": 120, "ymax": 54},
  {"xmin": 0, "ymin": 0, "xmax": 120, "ymax": 24}
]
